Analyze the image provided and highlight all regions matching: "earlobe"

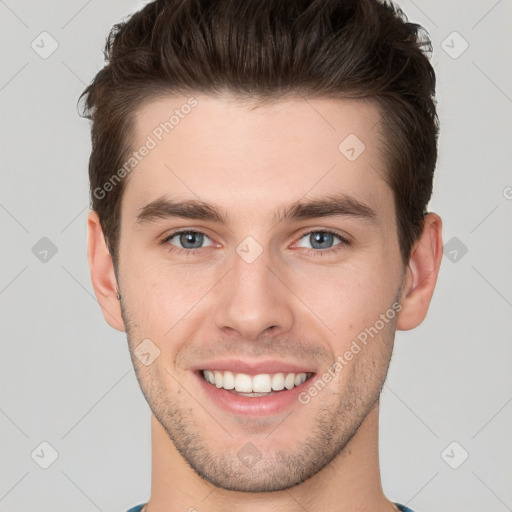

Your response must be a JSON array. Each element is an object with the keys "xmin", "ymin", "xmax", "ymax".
[
  {"xmin": 396, "ymin": 213, "xmax": 443, "ymax": 331},
  {"xmin": 87, "ymin": 210, "xmax": 126, "ymax": 332}
]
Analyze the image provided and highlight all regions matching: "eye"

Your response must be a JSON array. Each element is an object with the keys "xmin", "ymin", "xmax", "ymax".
[
  {"xmin": 162, "ymin": 230, "xmax": 214, "ymax": 252},
  {"xmin": 295, "ymin": 230, "xmax": 350, "ymax": 252}
]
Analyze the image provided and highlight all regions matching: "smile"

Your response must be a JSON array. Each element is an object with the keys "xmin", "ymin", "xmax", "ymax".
[
  {"xmin": 195, "ymin": 368, "xmax": 317, "ymax": 416},
  {"xmin": 201, "ymin": 370, "xmax": 313, "ymax": 396}
]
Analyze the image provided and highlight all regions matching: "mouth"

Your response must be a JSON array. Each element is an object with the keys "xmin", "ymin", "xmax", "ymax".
[
  {"xmin": 200, "ymin": 369, "xmax": 314, "ymax": 396},
  {"xmin": 194, "ymin": 367, "xmax": 317, "ymax": 416}
]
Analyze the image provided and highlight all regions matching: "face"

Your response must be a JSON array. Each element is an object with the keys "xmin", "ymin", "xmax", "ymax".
[{"xmin": 116, "ymin": 94, "xmax": 406, "ymax": 492}]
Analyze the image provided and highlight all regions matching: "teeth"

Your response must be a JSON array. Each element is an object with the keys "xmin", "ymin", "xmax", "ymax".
[
  {"xmin": 252, "ymin": 374, "xmax": 271, "ymax": 393},
  {"xmin": 234, "ymin": 373, "xmax": 253, "ymax": 392},
  {"xmin": 271, "ymin": 373, "xmax": 285, "ymax": 391},
  {"xmin": 294, "ymin": 373, "xmax": 306, "ymax": 386},
  {"xmin": 284, "ymin": 373, "xmax": 295, "ymax": 390},
  {"xmin": 222, "ymin": 370, "xmax": 235, "ymax": 390},
  {"xmin": 204, "ymin": 370, "xmax": 215, "ymax": 385},
  {"xmin": 202, "ymin": 370, "xmax": 309, "ymax": 392}
]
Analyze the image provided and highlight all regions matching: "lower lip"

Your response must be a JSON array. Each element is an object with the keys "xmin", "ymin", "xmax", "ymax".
[{"xmin": 195, "ymin": 371, "xmax": 315, "ymax": 416}]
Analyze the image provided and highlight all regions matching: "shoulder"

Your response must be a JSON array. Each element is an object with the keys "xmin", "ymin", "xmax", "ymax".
[
  {"xmin": 395, "ymin": 504, "xmax": 416, "ymax": 512},
  {"xmin": 125, "ymin": 503, "xmax": 414, "ymax": 512},
  {"xmin": 125, "ymin": 505, "xmax": 146, "ymax": 512}
]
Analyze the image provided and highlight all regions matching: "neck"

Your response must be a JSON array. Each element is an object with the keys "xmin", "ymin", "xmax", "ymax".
[{"xmin": 144, "ymin": 400, "xmax": 396, "ymax": 512}]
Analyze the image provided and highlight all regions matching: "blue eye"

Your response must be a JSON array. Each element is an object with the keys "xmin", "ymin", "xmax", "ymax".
[
  {"xmin": 163, "ymin": 231, "xmax": 214, "ymax": 251},
  {"xmin": 296, "ymin": 230, "xmax": 349, "ymax": 252},
  {"xmin": 161, "ymin": 228, "xmax": 350, "ymax": 257}
]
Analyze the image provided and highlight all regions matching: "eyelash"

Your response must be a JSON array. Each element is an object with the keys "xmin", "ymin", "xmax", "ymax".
[
  {"xmin": 302, "ymin": 230, "xmax": 352, "ymax": 258},
  {"xmin": 160, "ymin": 229, "xmax": 351, "ymax": 258}
]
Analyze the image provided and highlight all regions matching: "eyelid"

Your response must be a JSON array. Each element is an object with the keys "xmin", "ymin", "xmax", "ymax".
[
  {"xmin": 161, "ymin": 227, "xmax": 352, "ymax": 255},
  {"xmin": 161, "ymin": 229, "xmax": 215, "ymax": 250},
  {"xmin": 292, "ymin": 228, "xmax": 352, "ymax": 247}
]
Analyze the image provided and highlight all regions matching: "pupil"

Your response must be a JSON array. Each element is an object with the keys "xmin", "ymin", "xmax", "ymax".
[
  {"xmin": 181, "ymin": 232, "xmax": 202, "ymax": 249},
  {"xmin": 311, "ymin": 232, "xmax": 332, "ymax": 249}
]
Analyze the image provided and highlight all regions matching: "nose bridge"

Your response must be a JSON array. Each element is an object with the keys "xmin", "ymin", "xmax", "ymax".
[{"xmin": 214, "ymin": 239, "xmax": 294, "ymax": 340}]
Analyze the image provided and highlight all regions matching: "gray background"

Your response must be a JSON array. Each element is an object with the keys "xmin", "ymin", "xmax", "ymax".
[{"xmin": 1, "ymin": 0, "xmax": 511, "ymax": 511}]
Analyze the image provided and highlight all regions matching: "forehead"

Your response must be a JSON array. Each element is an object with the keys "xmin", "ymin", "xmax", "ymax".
[{"xmin": 122, "ymin": 94, "xmax": 391, "ymax": 222}]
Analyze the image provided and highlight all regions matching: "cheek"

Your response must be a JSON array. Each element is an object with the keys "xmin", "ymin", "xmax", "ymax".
[
  {"xmin": 121, "ymin": 240, "xmax": 401, "ymax": 342},
  {"xmin": 288, "ymin": 259, "xmax": 399, "ymax": 336},
  {"xmin": 122, "ymin": 257, "xmax": 219, "ymax": 333}
]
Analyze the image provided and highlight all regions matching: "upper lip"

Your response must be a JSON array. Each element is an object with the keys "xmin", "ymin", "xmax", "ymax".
[{"xmin": 190, "ymin": 359, "xmax": 316, "ymax": 375}]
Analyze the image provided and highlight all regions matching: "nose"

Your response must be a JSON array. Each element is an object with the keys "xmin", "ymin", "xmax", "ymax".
[{"xmin": 214, "ymin": 246, "xmax": 295, "ymax": 341}]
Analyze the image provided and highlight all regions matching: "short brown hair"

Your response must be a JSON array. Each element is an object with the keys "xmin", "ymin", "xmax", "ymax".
[{"xmin": 80, "ymin": 0, "xmax": 438, "ymax": 270}]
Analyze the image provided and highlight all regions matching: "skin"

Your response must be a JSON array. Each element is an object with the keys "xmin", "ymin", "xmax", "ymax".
[{"xmin": 87, "ymin": 94, "xmax": 443, "ymax": 512}]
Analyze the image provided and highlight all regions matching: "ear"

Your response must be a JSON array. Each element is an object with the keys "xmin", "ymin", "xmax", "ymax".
[
  {"xmin": 396, "ymin": 212, "xmax": 443, "ymax": 331},
  {"xmin": 87, "ymin": 210, "xmax": 126, "ymax": 332}
]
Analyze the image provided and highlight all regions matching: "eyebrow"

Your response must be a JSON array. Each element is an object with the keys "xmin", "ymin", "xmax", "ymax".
[
  {"xmin": 135, "ymin": 192, "xmax": 378, "ymax": 227},
  {"xmin": 275, "ymin": 193, "xmax": 377, "ymax": 225}
]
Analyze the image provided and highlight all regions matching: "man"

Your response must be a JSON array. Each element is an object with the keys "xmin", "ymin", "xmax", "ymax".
[{"xmin": 82, "ymin": 0, "xmax": 442, "ymax": 510}]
